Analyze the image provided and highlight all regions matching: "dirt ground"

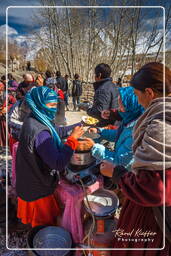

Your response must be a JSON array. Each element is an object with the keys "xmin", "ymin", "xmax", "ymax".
[{"xmin": 65, "ymin": 109, "xmax": 86, "ymax": 124}]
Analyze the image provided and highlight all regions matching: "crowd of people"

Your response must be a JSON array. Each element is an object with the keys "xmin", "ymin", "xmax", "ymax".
[
  {"xmin": 43, "ymin": 70, "xmax": 83, "ymax": 112},
  {"xmin": 0, "ymin": 71, "xmax": 83, "ymax": 147},
  {"xmin": 0, "ymin": 62, "xmax": 171, "ymax": 255}
]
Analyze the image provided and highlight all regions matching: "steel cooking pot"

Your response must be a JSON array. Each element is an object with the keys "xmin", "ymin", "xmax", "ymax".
[
  {"xmin": 70, "ymin": 137, "xmax": 95, "ymax": 166},
  {"xmin": 70, "ymin": 151, "xmax": 95, "ymax": 166},
  {"xmin": 62, "ymin": 138, "xmax": 95, "ymax": 166}
]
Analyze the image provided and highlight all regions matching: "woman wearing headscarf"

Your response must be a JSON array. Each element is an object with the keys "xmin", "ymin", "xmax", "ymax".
[
  {"xmin": 101, "ymin": 62, "xmax": 171, "ymax": 254},
  {"xmin": 88, "ymin": 86, "xmax": 144, "ymax": 170},
  {"xmin": 16, "ymin": 86, "xmax": 84, "ymax": 227}
]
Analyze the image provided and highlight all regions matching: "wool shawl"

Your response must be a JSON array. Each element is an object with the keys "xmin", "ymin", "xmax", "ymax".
[{"xmin": 132, "ymin": 97, "xmax": 171, "ymax": 171}]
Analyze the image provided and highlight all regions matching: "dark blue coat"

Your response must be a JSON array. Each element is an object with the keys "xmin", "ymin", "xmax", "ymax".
[{"xmin": 87, "ymin": 78, "xmax": 119, "ymax": 124}]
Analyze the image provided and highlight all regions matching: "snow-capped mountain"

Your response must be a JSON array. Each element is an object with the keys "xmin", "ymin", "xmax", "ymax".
[
  {"xmin": 0, "ymin": 25, "xmax": 41, "ymax": 60},
  {"xmin": 14, "ymin": 35, "xmax": 41, "ymax": 60}
]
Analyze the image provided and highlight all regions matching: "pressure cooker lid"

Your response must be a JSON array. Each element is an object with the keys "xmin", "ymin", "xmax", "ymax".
[
  {"xmin": 33, "ymin": 226, "xmax": 72, "ymax": 256},
  {"xmin": 84, "ymin": 188, "xmax": 119, "ymax": 217}
]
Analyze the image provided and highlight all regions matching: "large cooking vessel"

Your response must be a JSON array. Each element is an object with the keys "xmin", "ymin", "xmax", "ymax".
[
  {"xmin": 70, "ymin": 137, "xmax": 95, "ymax": 166},
  {"xmin": 62, "ymin": 138, "xmax": 95, "ymax": 167},
  {"xmin": 70, "ymin": 150, "xmax": 95, "ymax": 166}
]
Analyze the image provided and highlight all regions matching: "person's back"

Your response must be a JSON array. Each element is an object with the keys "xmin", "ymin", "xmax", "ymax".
[
  {"xmin": 56, "ymin": 71, "xmax": 67, "ymax": 92},
  {"xmin": 86, "ymin": 63, "xmax": 119, "ymax": 126},
  {"xmin": 72, "ymin": 74, "xmax": 82, "ymax": 111},
  {"xmin": 54, "ymin": 89, "xmax": 66, "ymax": 126},
  {"xmin": 72, "ymin": 79, "xmax": 82, "ymax": 97}
]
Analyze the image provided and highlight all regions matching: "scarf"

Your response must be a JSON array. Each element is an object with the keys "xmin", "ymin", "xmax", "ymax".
[
  {"xmin": 114, "ymin": 86, "xmax": 144, "ymax": 143},
  {"xmin": 132, "ymin": 97, "xmax": 171, "ymax": 171},
  {"xmin": 25, "ymin": 86, "xmax": 62, "ymax": 147},
  {"xmin": 118, "ymin": 86, "xmax": 144, "ymax": 125}
]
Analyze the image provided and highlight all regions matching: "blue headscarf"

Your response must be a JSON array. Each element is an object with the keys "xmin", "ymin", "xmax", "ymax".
[
  {"xmin": 118, "ymin": 86, "xmax": 144, "ymax": 125},
  {"xmin": 25, "ymin": 86, "xmax": 62, "ymax": 147}
]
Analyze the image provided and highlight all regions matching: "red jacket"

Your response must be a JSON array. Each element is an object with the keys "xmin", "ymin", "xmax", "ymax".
[{"xmin": 54, "ymin": 88, "xmax": 64, "ymax": 100}]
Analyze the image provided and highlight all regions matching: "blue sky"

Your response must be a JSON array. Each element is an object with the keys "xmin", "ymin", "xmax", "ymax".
[
  {"xmin": 0, "ymin": 0, "xmax": 40, "ymax": 34},
  {"xmin": 0, "ymin": 0, "xmax": 170, "ymax": 60},
  {"xmin": 0, "ymin": 0, "xmax": 170, "ymax": 35}
]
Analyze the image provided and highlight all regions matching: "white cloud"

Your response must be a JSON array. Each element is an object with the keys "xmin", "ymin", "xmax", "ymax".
[
  {"xmin": 0, "ymin": 24, "xmax": 18, "ymax": 37},
  {"xmin": 144, "ymin": 16, "xmax": 164, "ymax": 29}
]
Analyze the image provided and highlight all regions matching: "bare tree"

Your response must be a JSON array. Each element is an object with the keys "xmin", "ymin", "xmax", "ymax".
[{"xmin": 32, "ymin": 0, "xmax": 170, "ymax": 83}]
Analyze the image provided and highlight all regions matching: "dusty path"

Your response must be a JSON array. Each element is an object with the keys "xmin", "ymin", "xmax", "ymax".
[{"xmin": 65, "ymin": 109, "xmax": 86, "ymax": 125}]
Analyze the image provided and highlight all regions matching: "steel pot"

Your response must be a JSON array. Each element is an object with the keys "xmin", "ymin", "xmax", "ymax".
[{"xmin": 70, "ymin": 151, "xmax": 95, "ymax": 166}]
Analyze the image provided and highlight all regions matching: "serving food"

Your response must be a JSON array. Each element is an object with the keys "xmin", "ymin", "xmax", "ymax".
[
  {"xmin": 82, "ymin": 116, "xmax": 99, "ymax": 125},
  {"xmin": 76, "ymin": 138, "xmax": 94, "ymax": 152}
]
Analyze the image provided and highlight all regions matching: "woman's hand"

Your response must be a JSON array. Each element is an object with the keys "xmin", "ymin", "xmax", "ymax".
[
  {"xmin": 88, "ymin": 127, "xmax": 98, "ymax": 133},
  {"xmin": 100, "ymin": 160, "xmax": 115, "ymax": 178},
  {"xmin": 77, "ymin": 138, "xmax": 95, "ymax": 151},
  {"xmin": 101, "ymin": 110, "xmax": 110, "ymax": 119},
  {"xmin": 84, "ymin": 138, "xmax": 95, "ymax": 148},
  {"xmin": 70, "ymin": 126, "xmax": 84, "ymax": 140}
]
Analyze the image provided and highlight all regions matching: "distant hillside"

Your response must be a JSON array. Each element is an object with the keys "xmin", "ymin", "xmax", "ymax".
[{"xmin": 0, "ymin": 63, "xmax": 38, "ymax": 82}]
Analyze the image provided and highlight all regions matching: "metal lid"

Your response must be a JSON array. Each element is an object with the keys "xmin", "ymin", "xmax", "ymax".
[
  {"xmin": 80, "ymin": 131, "xmax": 100, "ymax": 140},
  {"xmin": 84, "ymin": 188, "xmax": 119, "ymax": 217}
]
